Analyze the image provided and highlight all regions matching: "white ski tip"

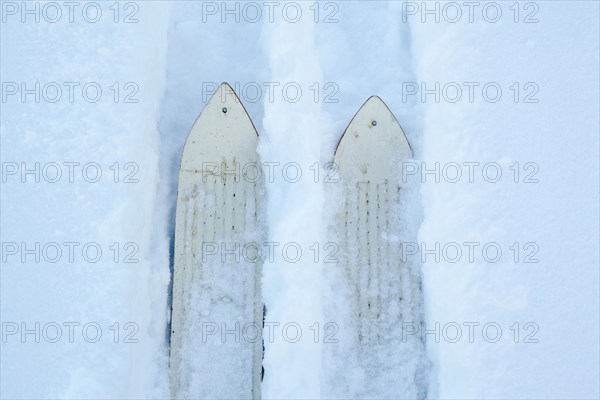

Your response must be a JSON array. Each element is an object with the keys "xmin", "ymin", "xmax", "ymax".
[
  {"xmin": 180, "ymin": 82, "xmax": 258, "ymax": 172},
  {"xmin": 334, "ymin": 96, "xmax": 412, "ymax": 182}
]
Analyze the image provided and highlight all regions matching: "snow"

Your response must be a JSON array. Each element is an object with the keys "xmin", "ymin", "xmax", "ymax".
[
  {"xmin": 1, "ymin": 3, "xmax": 171, "ymax": 398},
  {"xmin": 259, "ymin": 12, "xmax": 327, "ymax": 399},
  {"xmin": 411, "ymin": 2, "xmax": 600, "ymax": 398},
  {"xmin": 1, "ymin": 1, "xmax": 598, "ymax": 399}
]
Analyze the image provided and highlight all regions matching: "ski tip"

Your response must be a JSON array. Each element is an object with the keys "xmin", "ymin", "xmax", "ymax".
[
  {"xmin": 361, "ymin": 95, "xmax": 398, "ymax": 124},
  {"xmin": 179, "ymin": 82, "xmax": 260, "ymax": 172},
  {"xmin": 334, "ymin": 95, "xmax": 412, "ymax": 159},
  {"xmin": 217, "ymin": 81, "xmax": 242, "ymax": 105},
  {"xmin": 360, "ymin": 95, "xmax": 402, "ymax": 126},
  {"xmin": 220, "ymin": 81, "xmax": 233, "ymax": 90},
  {"xmin": 218, "ymin": 82, "xmax": 258, "ymax": 137},
  {"xmin": 200, "ymin": 81, "xmax": 258, "ymax": 137},
  {"xmin": 364, "ymin": 95, "xmax": 385, "ymax": 107},
  {"xmin": 333, "ymin": 96, "xmax": 413, "ymax": 180}
]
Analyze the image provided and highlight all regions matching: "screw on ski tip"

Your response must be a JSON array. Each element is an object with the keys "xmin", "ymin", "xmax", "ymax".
[
  {"xmin": 222, "ymin": 107, "xmax": 228, "ymax": 113},
  {"xmin": 371, "ymin": 120, "xmax": 377, "ymax": 126}
]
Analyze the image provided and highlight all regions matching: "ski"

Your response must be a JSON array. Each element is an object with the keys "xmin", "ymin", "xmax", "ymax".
[
  {"xmin": 169, "ymin": 83, "xmax": 264, "ymax": 399},
  {"xmin": 325, "ymin": 96, "xmax": 427, "ymax": 398}
]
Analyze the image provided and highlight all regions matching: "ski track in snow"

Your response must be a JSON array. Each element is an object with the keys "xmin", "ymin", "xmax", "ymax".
[
  {"xmin": 315, "ymin": 3, "xmax": 429, "ymax": 399},
  {"xmin": 1, "ymin": 1, "xmax": 599, "ymax": 399}
]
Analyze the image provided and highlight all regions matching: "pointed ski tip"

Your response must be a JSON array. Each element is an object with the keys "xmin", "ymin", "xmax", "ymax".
[
  {"xmin": 333, "ymin": 94, "xmax": 413, "ymax": 176},
  {"xmin": 366, "ymin": 95, "xmax": 384, "ymax": 103},
  {"xmin": 180, "ymin": 79, "xmax": 259, "ymax": 171},
  {"xmin": 214, "ymin": 82, "xmax": 258, "ymax": 137},
  {"xmin": 362, "ymin": 95, "xmax": 390, "ymax": 112},
  {"xmin": 213, "ymin": 82, "xmax": 258, "ymax": 137},
  {"xmin": 218, "ymin": 82, "xmax": 236, "ymax": 95},
  {"xmin": 351, "ymin": 95, "xmax": 395, "ymax": 131},
  {"xmin": 209, "ymin": 82, "xmax": 242, "ymax": 105},
  {"xmin": 203, "ymin": 83, "xmax": 255, "ymax": 133}
]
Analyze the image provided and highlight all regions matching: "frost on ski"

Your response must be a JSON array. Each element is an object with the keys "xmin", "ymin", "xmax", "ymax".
[
  {"xmin": 322, "ymin": 97, "xmax": 429, "ymax": 399},
  {"xmin": 169, "ymin": 83, "xmax": 265, "ymax": 399}
]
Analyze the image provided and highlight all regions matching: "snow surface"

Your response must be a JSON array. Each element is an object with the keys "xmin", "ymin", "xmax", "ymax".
[{"xmin": 1, "ymin": 1, "xmax": 599, "ymax": 399}]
